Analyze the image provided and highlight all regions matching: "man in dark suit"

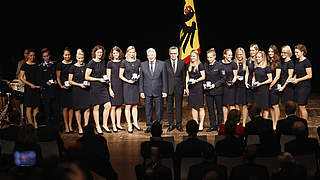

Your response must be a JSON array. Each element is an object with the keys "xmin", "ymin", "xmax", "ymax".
[
  {"xmin": 276, "ymin": 100, "xmax": 308, "ymax": 136},
  {"xmin": 245, "ymin": 103, "xmax": 274, "ymax": 138},
  {"xmin": 165, "ymin": 46, "xmax": 186, "ymax": 132},
  {"xmin": 140, "ymin": 48, "xmax": 168, "ymax": 133}
]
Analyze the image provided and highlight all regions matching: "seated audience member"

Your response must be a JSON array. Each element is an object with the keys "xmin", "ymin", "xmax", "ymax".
[
  {"xmin": 284, "ymin": 121, "xmax": 320, "ymax": 156},
  {"xmin": 75, "ymin": 124, "xmax": 118, "ymax": 180},
  {"xmin": 140, "ymin": 121, "xmax": 174, "ymax": 160},
  {"xmin": 0, "ymin": 110, "xmax": 21, "ymax": 141},
  {"xmin": 175, "ymin": 120, "xmax": 214, "ymax": 158},
  {"xmin": 35, "ymin": 112, "xmax": 65, "ymax": 158},
  {"xmin": 135, "ymin": 146, "xmax": 172, "ymax": 180},
  {"xmin": 218, "ymin": 109, "xmax": 245, "ymax": 137},
  {"xmin": 276, "ymin": 101, "xmax": 308, "ymax": 136},
  {"xmin": 215, "ymin": 119, "xmax": 245, "ymax": 157},
  {"xmin": 188, "ymin": 145, "xmax": 227, "ymax": 180},
  {"xmin": 271, "ymin": 152, "xmax": 307, "ymax": 180},
  {"xmin": 229, "ymin": 145, "xmax": 269, "ymax": 180},
  {"xmin": 244, "ymin": 103, "xmax": 273, "ymax": 139}
]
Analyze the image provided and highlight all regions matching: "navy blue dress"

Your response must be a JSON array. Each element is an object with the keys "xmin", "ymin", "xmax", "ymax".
[
  {"xmin": 246, "ymin": 58, "xmax": 255, "ymax": 103},
  {"xmin": 280, "ymin": 60, "xmax": 294, "ymax": 104},
  {"xmin": 187, "ymin": 63, "xmax": 205, "ymax": 107},
  {"xmin": 253, "ymin": 66, "xmax": 271, "ymax": 110},
  {"xmin": 69, "ymin": 64, "xmax": 90, "ymax": 110},
  {"xmin": 120, "ymin": 59, "xmax": 141, "ymax": 105},
  {"xmin": 56, "ymin": 61, "xmax": 73, "ymax": 108},
  {"xmin": 294, "ymin": 58, "xmax": 312, "ymax": 105},
  {"xmin": 269, "ymin": 64, "xmax": 281, "ymax": 105},
  {"xmin": 107, "ymin": 60, "xmax": 123, "ymax": 106},
  {"xmin": 20, "ymin": 63, "xmax": 41, "ymax": 107},
  {"xmin": 222, "ymin": 60, "xmax": 238, "ymax": 106},
  {"xmin": 87, "ymin": 59, "xmax": 110, "ymax": 105},
  {"xmin": 235, "ymin": 62, "xmax": 247, "ymax": 105}
]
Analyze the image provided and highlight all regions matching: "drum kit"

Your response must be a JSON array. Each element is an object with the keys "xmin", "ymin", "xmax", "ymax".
[{"xmin": 0, "ymin": 79, "xmax": 24, "ymax": 126}]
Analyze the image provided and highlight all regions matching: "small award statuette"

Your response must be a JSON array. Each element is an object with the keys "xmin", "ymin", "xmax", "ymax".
[
  {"xmin": 132, "ymin": 73, "xmax": 138, "ymax": 82},
  {"xmin": 64, "ymin": 81, "xmax": 70, "ymax": 88},
  {"xmin": 188, "ymin": 78, "xmax": 195, "ymax": 85}
]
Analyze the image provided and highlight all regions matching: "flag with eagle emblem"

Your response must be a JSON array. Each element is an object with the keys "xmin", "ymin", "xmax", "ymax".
[{"xmin": 179, "ymin": 0, "xmax": 200, "ymax": 64}]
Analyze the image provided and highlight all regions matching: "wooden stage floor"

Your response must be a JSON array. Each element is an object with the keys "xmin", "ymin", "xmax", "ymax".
[{"xmin": 61, "ymin": 93, "xmax": 320, "ymax": 180}]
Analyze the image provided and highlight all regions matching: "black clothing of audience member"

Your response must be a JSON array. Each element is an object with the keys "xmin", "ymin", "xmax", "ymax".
[
  {"xmin": 245, "ymin": 103, "xmax": 273, "ymax": 138},
  {"xmin": 229, "ymin": 145, "xmax": 269, "ymax": 180},
  {"xmin": 256, "ymin": 131, "xmax": 281, "ymax": 157},
  {"xmin": 175, "ymin": 120, "xmax": 214, "ymax": 158},
  {"xmin": 76, "ymin": 124, "xmax": 118, "ymax": 180},
  {"xmin": 0, "ymin": 110, "xmax": 21, "ymax": 141},
  {"xmin": 135, "ymin": 146, "xmax": 172, "ymax": 180},
  {"xmin": 215, "ymin": 119, "xmax": 245, "ymax": 157},
  {"xmin": 276, "ymin": 101, "xmax": 308, "ymax": 136},
  {"xmin": 140, "ymin": 121, "xmax": 174, "ymax": 160},
  {"xmin": 284, "ymin": 121, "xmax": 320, "ymax": 156},
  {"xmin": 188, "ymin": 145, "xmax": 227, "ymax": 180},
  {"xmin": 271, "ymin": 152, "xmax": 307, "ymax": 180},
  {"xmin": 35, "ymin": 112, "xmax": 65, "ymax": 158}
]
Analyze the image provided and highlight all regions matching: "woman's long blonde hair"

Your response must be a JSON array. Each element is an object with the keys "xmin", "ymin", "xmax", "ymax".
[
  {"xmin": 234, "ymin": 47, "xmax": 247, "ymax": 71},
  {"xmin": 188, "ymin": 49, "xmax": 201, "ymax": 72}
]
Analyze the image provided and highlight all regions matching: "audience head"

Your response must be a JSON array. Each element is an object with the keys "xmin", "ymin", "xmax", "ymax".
[
  {"xmin": 186, "ymin": 120, "xmax": 199, "ymax": 136},
  {"xmin": 35, "ymin": 112, "xmax": 48, "ymax": 127},
  {"xmin": 224, "ymin": 119, "xmax": 236, "ymax": 136},
  {"xmin": 16, "ymin": 124, "xmax": 38, "ymax": 144},
  {"xmin": 8, "ymin": 110, "xmax": 20, "ymax": 125},
  {"xmin": 83, "ymin": 124, "xmax": 95, "ymax": 136},
  {"xmin": 151, "ymin": 121, "xmax": 162, "ymax": 137},
  {"xmin": 244, "ymin": 145, "xmax": 257, "ymax": 163},
  {"xmin": 285, "ymin": 100, "xmax": 297, "ymax": 115},
  {"xmin": 292, "ymin": 121, "xmax": 307, "ymax": 138},
  {"xmin": 248, "ymin": 103, "xmax": 261, "ymax": 119},
  {"xmin": 227, "ymin": 109, "xmax": 241, "ymax": 124},
  {"xmin": 278, "ymin": 152, "xmax": 295, "ymax": 168}
]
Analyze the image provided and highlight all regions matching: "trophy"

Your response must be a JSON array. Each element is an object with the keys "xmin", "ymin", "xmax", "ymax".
[
  {"xmin": 103, "ymin": 75, "xmax": 110, "ymax": 84},
  {"xmin": 188, "ymin": 78, "xmax": 195, "ymax": 85},
  {"xmin": 132, "ymin": 73, "xmax": 138, "ymax": 82},
  {"xmin": 204, "ymin": 81, "xmax": 211, "ymax": 90}
]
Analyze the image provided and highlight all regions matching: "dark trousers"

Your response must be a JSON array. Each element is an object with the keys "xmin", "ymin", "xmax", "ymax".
[
  {"xmin": 166, "ymin": 92, "xmax": 183, "ymax": 127},
  {"xmin": 41, "ymin": 94, "xmax": 59, "ymax": 129},
  {"xmin": 145, "ymin": 96, "xmax": 163, "ymax": 127},
  {"xmin": 206, "ymin": 94, "xmax": 223, "ymax": 128}
]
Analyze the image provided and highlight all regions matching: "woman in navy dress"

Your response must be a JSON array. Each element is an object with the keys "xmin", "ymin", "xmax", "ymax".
[
  {"xmin": 107, "ymin": 46, "xmax": 125, "ymax": 132},
  {"xmin": 292, "ymin": 44, "xmax": 312, "ymax": 120},
  {"xmin": 267, "ymin": 45, "xmax": 281, "ymax": 129},
  {"xmin": 18, "ymin": 49, "xmax": 40, "ymax": 128},
  {"xmin": 279, "ymin": 45, "xmax": 294, "ymax": 104},
  {"xmin": 245, "ymin": 44, "xmax": 259, "ymax": 106},
  {"xmin": 203, "ymin": 48, "xmax": 225, "ymax": 132},
  {"xmin": 234, "ymin": 47, "xmax": 248, "ymax": 126},
  {"xmin": 119, "ymin": 46, "xmax": 141, "ymax": 133},
  {"xmin": 252, "ymin": 51, "xmax": 272, "ymax": 118},
  {"xmin": 68, "ymin": 49, "xmax": 90, "ymax": 135},
  {"xmin": 85, "ymin": 45, "xmax": 111, "ymax": 134},
  {"xmin": 186, "ymin": 50, "xmax": 205, "ymax": 131},
  {"xmin": 221, "ymin": 49, "xmax": 238, "ymax": 123},
  {"xmin": 56, "ymin": 48, "xmax": 74, "ymax": 133}
]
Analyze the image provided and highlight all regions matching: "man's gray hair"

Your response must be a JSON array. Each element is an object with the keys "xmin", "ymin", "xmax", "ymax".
[{"xmin": 146, "ymin": 48, "xmax": 156, "ymax": 54}]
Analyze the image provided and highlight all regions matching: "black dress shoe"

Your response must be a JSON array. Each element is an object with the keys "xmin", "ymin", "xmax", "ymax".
[
  {"xmin": 133, "ymin": 124, "xmax": 142, "ymax": 131},
  {"xmin": 206, "ymin": 127, "xmax": 218, "ymax": 132},
  {"xmin": 145, "ymin": 127, "xmax": 151, "ymax": 133},
  {"xmin": 176, "ymin": 126, "xmax": 183, "ymax": 132},
  {"xmin": 167, "ymin": 125, "xmax": 175, "ymax": 132},
  {"xmin": 102, "ymin": 126, "xmax": 112, "ymax": 133}
]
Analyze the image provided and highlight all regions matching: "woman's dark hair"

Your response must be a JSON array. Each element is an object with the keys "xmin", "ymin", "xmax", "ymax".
[{"xmin": 91, "ymin": 45, "xmax": 106, "ymax": 60}]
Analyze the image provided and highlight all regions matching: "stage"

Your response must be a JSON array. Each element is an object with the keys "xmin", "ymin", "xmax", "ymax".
[{"xmin": 60, "ymin": 93, "xmax": 320, "ymax": 180}]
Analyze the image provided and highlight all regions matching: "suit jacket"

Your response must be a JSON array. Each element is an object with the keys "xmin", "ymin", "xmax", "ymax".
[
  {"xmin": 284, "ymin": 137, "xmax": 320, "ymax": 156},
  {"xmin": 215, "ymin": 135, "xmax": 245, "ymax": 157},
  {"xmin": 244, "ymin": 116, "xmax": 274, "ymax": 137},
  {"xmin": 203, "ymin": 61, "xmax": 226, "ymax": 96},
  {"xmin": 230, "ymin": 163, "xmax": 269, "ymax": 180},
  {"xmin": 175, "ymin": 137, "xmax": 214, "ymax": 158},
  {"xmin": 276, "ymin": 115, "xmax": 309, "ymax": 136},
  {"xmin": 165, "ymin": 59, "xmax": 186, "ymax": 95},
  {"xmin": 139, "ymin": 60, "xmax": 167, "ymax": 97}
]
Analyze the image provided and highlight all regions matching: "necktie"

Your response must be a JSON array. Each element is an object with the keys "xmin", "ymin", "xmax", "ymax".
[
  {"xmin": 150, "ymin": 62, "xmax": 154, "ymax": 76},
  {"xmin": 172, "ymin": 61, "xmax": 176, "ymax": 73}
]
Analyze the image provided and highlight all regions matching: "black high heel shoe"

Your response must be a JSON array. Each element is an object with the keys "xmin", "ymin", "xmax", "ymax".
[
  {"xmin": 116, "ymin": 126, "xmax": 126, "ymax": 131},
  {"xmin": 132, "ymin": 124, "xmax": 142, "ymax": 131},
  {"xmin": 102, "ymin": 126, "xmax": 112, "ymax": 133}
]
